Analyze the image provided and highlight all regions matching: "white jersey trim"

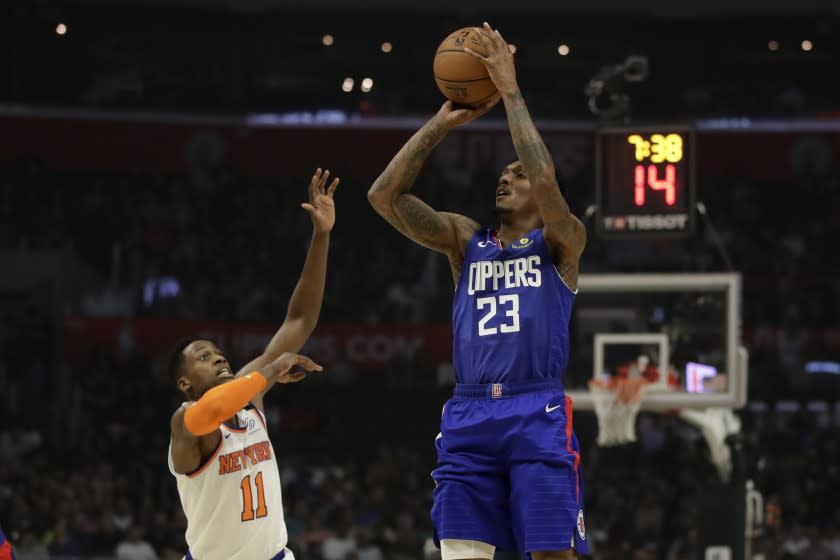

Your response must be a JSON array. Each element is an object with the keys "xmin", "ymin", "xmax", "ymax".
[{"xmin": 553, "ymin": 265, "xmax": 579, "ymax": 295}]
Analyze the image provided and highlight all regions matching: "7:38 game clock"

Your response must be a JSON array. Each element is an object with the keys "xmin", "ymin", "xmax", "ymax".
[{"xmin": 595, "ymin": 125, "xmax": 696, "ymax": 238}]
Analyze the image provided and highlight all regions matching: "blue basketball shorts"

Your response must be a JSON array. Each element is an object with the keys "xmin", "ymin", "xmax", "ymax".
[{"xmin": 431, "ymin": 379, "xmax": 589, "ymax": 556}]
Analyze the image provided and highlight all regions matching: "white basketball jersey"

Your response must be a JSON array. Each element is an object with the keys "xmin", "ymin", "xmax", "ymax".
[{"xmin": 168, "ymin": 407, "xmax": 290, "ymax": 560}]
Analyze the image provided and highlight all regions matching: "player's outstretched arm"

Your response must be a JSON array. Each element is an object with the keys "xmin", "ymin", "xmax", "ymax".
[
  {"xmin": 233, "ymin": 168, "xmax": 337, "ymax": 410},
  {"xmin": 466, "ymin": 22, "xmax": 586, "ymax": 289},
  {"xmin": 171, "ymin": 353, "xmax": 322, "ymax": 474},
  {"xmin": 367, "ymin": 100, "xmax": 496, "ymax": 257}
]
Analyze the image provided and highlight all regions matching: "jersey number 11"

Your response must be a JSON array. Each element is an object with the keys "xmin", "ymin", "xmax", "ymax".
[{"xmin": 241, "ymin": 472, "xmax": 268, "ymax": 522}]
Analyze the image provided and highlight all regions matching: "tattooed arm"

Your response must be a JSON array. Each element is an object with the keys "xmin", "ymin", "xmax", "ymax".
[
  {"xmin": 368, "ymin": 97, "xmax": 499, "ymax": 280},
  {"xmin": 502, "ymin": 89, "xmax": 586, "ymax": 289},
  {"xmin": 466, "ymin": 22, "xmax": 587, "ymax": 290}
]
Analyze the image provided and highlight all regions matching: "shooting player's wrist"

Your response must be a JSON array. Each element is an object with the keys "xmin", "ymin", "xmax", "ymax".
[
  {"xmin": 499, "ymin": 84, "xmax": 521, "ymax": 99},
  {"xmin": 428, "ymin": 113, "xmax": 453, "ymax": 133}
]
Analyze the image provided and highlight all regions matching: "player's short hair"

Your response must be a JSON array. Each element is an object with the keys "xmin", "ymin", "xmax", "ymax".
[{"xmin": 166, "ymin": 335, "xmax": 206, "ymax": 384}]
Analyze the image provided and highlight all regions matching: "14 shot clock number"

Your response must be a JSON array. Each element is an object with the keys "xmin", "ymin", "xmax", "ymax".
[{"xmin": 596, "ymin": 127, "xmax": 696, "ymax": 237}]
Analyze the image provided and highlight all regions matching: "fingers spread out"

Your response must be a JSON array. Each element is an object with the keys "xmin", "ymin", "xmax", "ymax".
[
  {"xmin": 478, "ymin": 23, "xmax": 496, "ymax": 51},
  {"xmin": 309, "ymin": 167, "xmax": 322, "ymax": 198},
  {"xmin": 478, "ymin": 22, "xmax": 507, "ymax": 53},
  {"xmin": 327, "ymin": 177, "xmax": 340, "ymax": 197},
  {"xmin": 310, "ymin": 168, "xmax": 332, "ymax": 194},
  {"xmin": 310, "ymin": 167, "xmax": 340, "ymax": 198},
  {"xmin": 486, "ymin": 21, "xmax": 506, "ymax": 43},
  {"xmin": 318, "ymin": 169, "xmax": 330, "ymax": 192},
  {"xmin": 462, "ymin": 46, "xmax": 485, "ymax": 60}
]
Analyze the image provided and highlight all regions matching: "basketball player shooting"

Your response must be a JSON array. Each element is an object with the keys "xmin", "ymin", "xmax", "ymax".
[
  {"xmin": 368, "ymin": 22, "xmax": 588, "ymax": 560},
  {"xmin": 167, "ymin": 168, "xmax": 339, "ymax": 560}
]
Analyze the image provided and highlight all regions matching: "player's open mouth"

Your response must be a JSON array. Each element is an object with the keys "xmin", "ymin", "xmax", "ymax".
[
  {"xmin": 496, "ymin": 187, "xmax": 510, "ymax": 199},
  {"xmin": 217, "ymin": 367, "xmax": 232, "ymax": 378}
]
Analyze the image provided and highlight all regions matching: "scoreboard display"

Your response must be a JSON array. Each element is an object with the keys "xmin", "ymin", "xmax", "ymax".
[{"xmin": 595, "ymin": 126, "xmax": 696, "ymax": 237}]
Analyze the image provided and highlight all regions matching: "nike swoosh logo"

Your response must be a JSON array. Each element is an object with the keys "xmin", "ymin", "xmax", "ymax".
[
  {"xmin": 224, "ymin": 433, "xmax": 231, "ymax": 439},
  {"xmin": 546, "ymin": 403, "xmax": 563, "ymax": 413}
]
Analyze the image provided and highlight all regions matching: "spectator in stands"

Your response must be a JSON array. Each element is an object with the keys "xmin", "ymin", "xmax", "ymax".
[{"xmin": 115, "ymin": 526, "xmax": 158, "ymax": 560}]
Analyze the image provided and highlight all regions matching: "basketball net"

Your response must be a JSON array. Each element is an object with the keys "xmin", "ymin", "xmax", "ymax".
[{"xmin": 589, "ymin": 376, "xmax": 648, "ymax": 446}]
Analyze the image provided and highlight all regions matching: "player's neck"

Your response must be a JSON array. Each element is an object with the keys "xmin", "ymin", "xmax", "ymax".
[{"xmin": 496, "ymin": 214, "xmax": 541, "ymax": 247}]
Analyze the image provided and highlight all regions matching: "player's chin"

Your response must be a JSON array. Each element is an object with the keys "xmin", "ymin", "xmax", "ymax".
[
  {"xmin": 214, "ymin": 375, "xmax": 235, "ymax": 386},
  {"xmin": 494, "ymin": 202, "xmax": 513, "ymax": 215}
]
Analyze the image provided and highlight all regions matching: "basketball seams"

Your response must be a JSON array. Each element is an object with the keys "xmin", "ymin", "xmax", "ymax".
[
  {"xmin": 434, "ymin": 75, "xmax": 494, "ymax": 84},
  {"xmin": 435, "ymin": 49, "xmax": 484, "ymax": 55},
  {"xmin": 463, "ymin": 89, "xmax": 499, "ymax": 106}
]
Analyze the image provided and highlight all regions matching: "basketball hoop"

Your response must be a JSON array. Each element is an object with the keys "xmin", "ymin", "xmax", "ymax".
[{"xmin": 589, "ymin": 376, "xmax": 648, "ymax": 446}]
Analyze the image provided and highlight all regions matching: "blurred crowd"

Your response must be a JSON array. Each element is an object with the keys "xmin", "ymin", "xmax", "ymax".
[{"xmin": 0, "ymin": 157, "xmax": 455, "ymax": 324}]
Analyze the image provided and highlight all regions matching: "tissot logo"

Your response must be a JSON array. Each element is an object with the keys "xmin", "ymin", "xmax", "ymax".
[{"xmin": 604, "ymin": 214, "xmax": 688, "ymax": 231}]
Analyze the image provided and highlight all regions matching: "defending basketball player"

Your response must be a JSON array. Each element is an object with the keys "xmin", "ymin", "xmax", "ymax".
[
  {"xmin": 168, "ymin": 168, "xmax": 339, "ymax": 560},
  {"xmin": 368, "ymin": 22, "xmax": 588, "ymax": 560}
]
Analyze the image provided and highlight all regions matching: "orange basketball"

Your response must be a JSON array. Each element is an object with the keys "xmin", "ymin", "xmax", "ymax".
[{"xmin": 433, "ymin": 27, "xmax": 497, "ymax": 107}]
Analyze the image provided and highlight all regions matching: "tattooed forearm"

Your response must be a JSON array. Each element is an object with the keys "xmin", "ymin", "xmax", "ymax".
[
  {"xmin": 502, "ymin": 90, "xmax": 555, "ymax": 180},
  {"xmin": 502, "ymin": 88, "xmax": 585, "ymax": 252},
  {"xmin": 369, "ymin": 120, "xmax": 448, "ymax": 200},
  {"xmin": 394, "ymin": 195, "xmax": 446, "ymax": 241},
  {"xmin": 368, "ymin": 118, "xmax": 473, "ymax": 254},
  {"xmin": 502, "ymin": 89, "xmax": 585, "ymax": 287}
]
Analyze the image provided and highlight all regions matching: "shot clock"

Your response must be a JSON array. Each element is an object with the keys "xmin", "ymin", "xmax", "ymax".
[{"xmin": 595, "ymin": 126, "xmax": 696, "ymax": 237}]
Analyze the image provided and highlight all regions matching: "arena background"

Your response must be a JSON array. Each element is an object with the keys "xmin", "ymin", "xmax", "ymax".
[{"xmin": 1, "ymin": 0, "xmax": 839, "ymax": 558}]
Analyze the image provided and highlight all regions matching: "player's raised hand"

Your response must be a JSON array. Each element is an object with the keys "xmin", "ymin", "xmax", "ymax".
[
  {"xmin": 435, "ymin": 95, "xmax": 501, "ymax": 129},
  {"xmin": 463, "ymin": 22, "xmax": 518, "ymax": 95},
  {"xmin": 260, "ymin": 352, "xmax": 323, "ymax": 384},
  {"xmin": 302, "ymin": 168, "xmax": 340, "ymax": 233}
]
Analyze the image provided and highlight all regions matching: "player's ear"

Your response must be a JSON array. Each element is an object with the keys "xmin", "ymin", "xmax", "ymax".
[{"xmin": 177, "ymin": 375, "xmax": 192, "ymax": 393}]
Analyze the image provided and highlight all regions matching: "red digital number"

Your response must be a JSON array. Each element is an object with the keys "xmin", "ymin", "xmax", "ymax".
[{"xmin": 633, "ymin": 164, "xmax": 676, "ymax": 207}]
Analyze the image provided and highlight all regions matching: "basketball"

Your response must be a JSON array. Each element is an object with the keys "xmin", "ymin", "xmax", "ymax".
[{"xmin": 433, "ymin": 27, "xmax": 497, "ymax": 107}]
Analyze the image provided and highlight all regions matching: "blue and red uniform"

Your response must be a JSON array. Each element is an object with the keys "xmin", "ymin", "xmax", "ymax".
[
  {"xmin": 0, "ymin": 527, "xmax": 16, "ymax": 560},
  {"xmin": 431, "ymin": 228, "xmax": 588, "ymax": 556}
]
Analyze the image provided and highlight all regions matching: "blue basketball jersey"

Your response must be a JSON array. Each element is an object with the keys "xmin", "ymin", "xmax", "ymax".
[{"xmin": 452, "ymin": 228, "xmax": 576, "ymax": 385}]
